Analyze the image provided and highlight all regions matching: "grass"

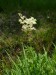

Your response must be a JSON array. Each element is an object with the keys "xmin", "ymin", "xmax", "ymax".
[
  {"xmin": 2, "ymin": 45, "xmax": 56, "ymax": 75},
  {"xmin": 0, "ymin": 11, "xmax": 56, "ymax": 75},
  {"xmin": 0, "ymin": 12, "xmax": 56, "ymax": 59}
]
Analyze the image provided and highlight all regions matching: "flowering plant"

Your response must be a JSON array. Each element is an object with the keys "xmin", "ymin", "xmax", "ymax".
[{"xmin": 18, "ymin": 13, "xmax": 37, "ymax": 32}]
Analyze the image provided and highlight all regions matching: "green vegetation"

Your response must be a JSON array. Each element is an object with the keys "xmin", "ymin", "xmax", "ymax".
[
  {"xmin": 21, "ymin": 0, "xmax": 56, "ymax": 10},
  {"xmin": 2, "ymin": 45, "xmax": 56, "ymax": 75},
  {"xmin": 0, "ymin": 0, "xmax": 56, "ymax": 12},
  {"xmin": 0, "ymin": 1, "xmax": 56, "ymax": 75},
  {"xmin": 0, "ymin": 12, "xmax": 56, "ymax": 54},
  {"xmin": 0, "ymin": 11, "xmax": 56, "ymax": 75}
]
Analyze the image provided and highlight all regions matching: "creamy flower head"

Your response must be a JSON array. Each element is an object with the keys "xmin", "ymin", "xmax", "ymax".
[
  {"xmin": 18, "ymin": 13, "xmax": 37, "ymax": 32},
  {"xmin": 24, "ymin": 17, "xmax": 37, "ymax": 25}
]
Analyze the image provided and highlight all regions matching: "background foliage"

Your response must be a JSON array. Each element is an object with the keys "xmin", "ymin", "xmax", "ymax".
[
  {"xmin": 0, "ymin": 0, "xmax": 56, "ymax": 12},
  {"xmin": 0, "ymin": 0, "xmax": 56, "ymax": 74}
]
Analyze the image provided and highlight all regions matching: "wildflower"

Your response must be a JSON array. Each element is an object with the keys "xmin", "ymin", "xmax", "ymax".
[{"xmin": 18, "ymin": 13, "xmax": 37, "ymax": 32}]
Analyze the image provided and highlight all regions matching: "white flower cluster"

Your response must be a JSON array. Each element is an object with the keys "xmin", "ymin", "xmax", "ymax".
[{"xmin": 18, "ymin": 13, "xmax": 37, "ymax": 32}]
